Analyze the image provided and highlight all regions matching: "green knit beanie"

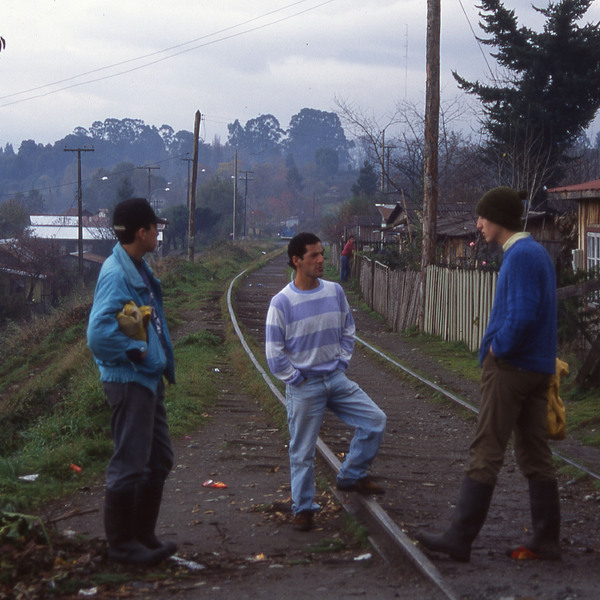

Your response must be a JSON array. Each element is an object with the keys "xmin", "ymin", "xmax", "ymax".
[{"xmin": 476, "ymin": 187, "xmax": 526, "ymax": 231}]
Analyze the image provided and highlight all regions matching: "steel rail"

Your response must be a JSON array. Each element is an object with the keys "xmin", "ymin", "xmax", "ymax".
[
  {"xmin": 356, "ymin": 336, "xmax": 600, "ymax": 483},
  {"xmin": 227, "ymin": 270, "xmax": 461, "ymax": 600}
]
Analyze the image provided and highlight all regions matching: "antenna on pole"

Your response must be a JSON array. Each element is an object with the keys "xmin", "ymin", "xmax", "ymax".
[{"xmin": 404, "ymin": 24, "xmax": 409, "ymax": 99}]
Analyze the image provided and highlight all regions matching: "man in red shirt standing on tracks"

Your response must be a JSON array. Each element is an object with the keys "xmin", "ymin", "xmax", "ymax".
[{"xmin": 340, "ymin": 235, "xmax": 355, "ymax": 282}]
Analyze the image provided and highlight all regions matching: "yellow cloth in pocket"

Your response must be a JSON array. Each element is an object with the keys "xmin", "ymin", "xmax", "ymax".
[
  {"xmin": 547, "ymin": 358, "xmax": 568, "ymax": 441},
  {"xmin": 116, "ymin": 301, "xmax": 152, "ymax": 341}
]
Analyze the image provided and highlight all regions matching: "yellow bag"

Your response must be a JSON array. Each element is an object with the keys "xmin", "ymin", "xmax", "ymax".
[
  {"xmin": 116, "ymin": 301, "xmax": 152, "ymax": 341},
  {"xmin": 547, "ymin": 358, "xmax": 568, "ymax": 441}
]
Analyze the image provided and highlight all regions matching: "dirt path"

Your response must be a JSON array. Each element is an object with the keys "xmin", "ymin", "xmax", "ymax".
[
  {"xmin": 235, "ymin": 253, "xmax": 600, "ymax": 600},
  {"xmin": 43, "ymin": 260, "xmax": 441, "ymax": 600},
  {"xmin": 42, "ymin": 253, "xmax": 600, "ymax": 599}
]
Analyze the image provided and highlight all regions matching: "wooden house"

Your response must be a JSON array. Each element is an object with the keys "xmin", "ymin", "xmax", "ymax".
[{"xmin": 546, "ymin": 179, "xmax": 600, "ymax": 271}]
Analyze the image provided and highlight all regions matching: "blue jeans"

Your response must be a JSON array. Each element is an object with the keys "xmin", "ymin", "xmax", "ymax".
[
  {"xmin": 340, "ymin": 255, "xmax": 351, "ymax": 281},
  {"xmin": 285, "ymin": 370, "xmax": 386, "ymax": 514},
  {"xmin": 103, "ymin": 380, "xmax": 174, "ymax": 492}
]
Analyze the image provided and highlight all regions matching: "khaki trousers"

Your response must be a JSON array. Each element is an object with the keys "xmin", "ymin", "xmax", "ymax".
[{"xmin": 467, "ymin": 354, "xmax": 555, "ymax": 487}]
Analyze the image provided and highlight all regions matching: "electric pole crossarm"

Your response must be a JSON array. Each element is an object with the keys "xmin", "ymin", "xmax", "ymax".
[{"xmin": 135, "ymin": 165, "xmax": 160, "ymax": 203}]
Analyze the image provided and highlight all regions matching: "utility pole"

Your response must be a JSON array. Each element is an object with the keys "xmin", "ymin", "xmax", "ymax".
[
  {"xmin": 188, "ymin": 110, "xmax": 201, "ymax": 262},
  {"xmin": 64, "ymin": 146, "xmax": 94, "ymax": 279},
  {"xmin": 136, "ymin": 165, "xmax": 160, "ymax": 207},
  {"xmin": 239, "ymin": 170, "xmax": 254, "ymax": 238},
  {"xmin": 420, "ymin": 0, "xmax": 441, "ymax": 327},
  {"xmin": 181, "ymin": 154, "xmax": 193, "ymax": 210},
  {"xmin": 232, "ymin": 150, "xmax": 238, "ymax": 241}
]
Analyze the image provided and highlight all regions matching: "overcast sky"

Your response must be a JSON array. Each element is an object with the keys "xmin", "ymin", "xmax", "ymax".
[{"xmin": 2, "ymin": 0, "xmax": 600, "ymax": 149}]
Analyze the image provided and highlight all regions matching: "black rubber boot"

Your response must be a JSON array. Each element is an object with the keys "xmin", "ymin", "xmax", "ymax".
[
  {"xmin": 104, "ymin": 488, "xmax": 168, "ymax": 565},
  {"xmin": 135, "ymin": 481, "xmax": 177, "ymax": 557},
  {"xmin": 415, "ymin": 477, "xmax": 494, "ymax": 562},
  {"xmin": 508, "ymin": 478, "xmax": 561, "ymax": 560}
]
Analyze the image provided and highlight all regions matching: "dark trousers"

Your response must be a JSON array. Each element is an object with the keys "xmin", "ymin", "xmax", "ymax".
[
  {"xmin": 467, "ymin": 354, "xmax": 555, "ymax": 486},
  {"xmin": 103, "ymin": 380, "xmax": 174, "ymax": 492}
]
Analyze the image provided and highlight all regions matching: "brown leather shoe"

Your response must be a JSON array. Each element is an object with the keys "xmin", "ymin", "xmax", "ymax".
[
  {"xmin": 337, "ymin": 477, "xmax": 385, "ymax": 495},
  {"xmin": 292, "ymin": 511, "xmax": 313, "ymax": 532}
]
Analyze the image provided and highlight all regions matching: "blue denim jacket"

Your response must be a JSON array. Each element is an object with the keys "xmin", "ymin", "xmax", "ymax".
[{"xmin": 87, "ymin": 243, "xmax": 175, "ymax": 393}]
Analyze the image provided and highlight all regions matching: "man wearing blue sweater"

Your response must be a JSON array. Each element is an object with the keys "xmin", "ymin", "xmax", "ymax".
[
  {"xmin": 417, "ymin": 187, "xmax": 560, "ymax": 562},
  {"xmin": 266, "ymin": 232, "xmax": 387, "ymax": 532}
]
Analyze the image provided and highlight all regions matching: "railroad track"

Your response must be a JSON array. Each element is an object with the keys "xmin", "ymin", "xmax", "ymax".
[{"xmin": 228, "ymin": 254, "xmax": 600, "ymax": 600}]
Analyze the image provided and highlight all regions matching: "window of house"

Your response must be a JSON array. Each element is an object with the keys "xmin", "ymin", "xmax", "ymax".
[{"xmin": 587, "ymin": 230, "xmax": 600, "ymax": 273}]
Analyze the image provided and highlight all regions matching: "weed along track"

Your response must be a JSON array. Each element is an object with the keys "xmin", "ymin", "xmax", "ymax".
[{"xmin": 231, "ymin": 252, "xmax": 600, "ymax": 600}]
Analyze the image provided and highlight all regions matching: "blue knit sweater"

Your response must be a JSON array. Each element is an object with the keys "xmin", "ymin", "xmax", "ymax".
[{"xmin": 479, "ymin": 236, "xmax": 556, "ymax": 374}]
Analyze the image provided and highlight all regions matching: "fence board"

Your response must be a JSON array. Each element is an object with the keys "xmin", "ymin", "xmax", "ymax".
[{"xmin": 331, "ymin": 245, "xmax": 497, "ymax": 352}]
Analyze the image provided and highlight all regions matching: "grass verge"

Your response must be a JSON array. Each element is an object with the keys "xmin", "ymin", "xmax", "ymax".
[{"xmin": 0, "ymin": 240, "xmax": 279, "ymax": 514}]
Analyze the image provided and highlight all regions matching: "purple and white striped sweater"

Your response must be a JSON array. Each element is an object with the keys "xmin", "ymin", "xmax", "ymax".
[{"xmin": 265, "ymin": 279, "xmax": 355, "ymax": 385}]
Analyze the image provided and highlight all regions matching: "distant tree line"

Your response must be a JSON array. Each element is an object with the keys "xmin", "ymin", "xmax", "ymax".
[
  {"xmin": 0, "ymin": 107, "xmax": 353, "ymax": 215},
  {"xmin": 3, "ymin": 0, "xmax": 600, "ymax": 254},
  {"xmin": 0, "ymin": 107, "xmax": 362, "ymax": 248}
]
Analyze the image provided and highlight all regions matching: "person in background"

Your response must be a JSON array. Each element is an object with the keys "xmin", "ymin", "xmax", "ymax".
[
  {"xmin": 87, "ymin": 198, "xmax": 177, "ymax": 565},
  {"xmin": 416, "ymin": 187, "xmax": 560, "ymax": 562},
  {"xmin": 266, "ymin": 232, "xmax": 387, "ymax": 532},
  {"xmin": 340, "ymin": 235, "xmax": 355, "ymax": 282}
]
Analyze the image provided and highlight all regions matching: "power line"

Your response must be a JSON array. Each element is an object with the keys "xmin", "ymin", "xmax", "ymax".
[
  {"xmin": 0, "ymin": 152, "xmax": 189, "ymax": 202},
  {"xmin": 455, "ymin": 0, "xmax": 496, "ymax": 81},
  {"xmin": 0, "ymin": 0, "xmax": 339, "ymax": 109}
]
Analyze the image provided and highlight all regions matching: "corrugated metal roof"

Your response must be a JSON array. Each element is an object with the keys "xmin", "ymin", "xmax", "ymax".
[
  {"xmin": 27, "ymin": 226, "xmax": 116, "ymax": 240},
  {"xmin": 68, "ymin": 251, "xmax": 107, "ymax": 264},
  {"xmin": 0, "ymin": 263, "xmax": 48, "ymax": 279},
  {"xmin": 547, "ymin": 179, "xmax": 600, "ymax": 193},
  {"xmin": 30, "ymin": 215, "xmax": 79, "ymax": 226},
  {"xmin": 375, "ymin": 203, "xmax": 407, "ymax": 228},
  {"xmin": 547, "ymin": 179, "xmax": 600, "ymax": 203},
  {"xmin": 27, "ymin": 226, "xmax": 163, "ymax": 242}
]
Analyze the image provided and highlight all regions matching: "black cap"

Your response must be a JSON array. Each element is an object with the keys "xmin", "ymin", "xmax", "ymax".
[{"xmin": 113, "ymin": 198, "xmax": 167, "ymax": 236}]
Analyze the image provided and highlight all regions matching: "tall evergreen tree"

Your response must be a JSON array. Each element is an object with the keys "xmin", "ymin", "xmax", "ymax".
[
  {"xmin": 351, "ymin": 161, "xmax": 379, "ymax": 197},
  {"xmin": 453, "ymin": 0, "xmax": 600, "ymax": 195},
  {"xmin": 285, "ymin": 154, "xmax": 303, "ymax": 191}
]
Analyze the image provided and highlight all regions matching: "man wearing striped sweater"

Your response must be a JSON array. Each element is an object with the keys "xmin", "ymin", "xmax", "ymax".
[{"xmin": 266, "ymin": 232, "xmax": 387, "ymax": 532}]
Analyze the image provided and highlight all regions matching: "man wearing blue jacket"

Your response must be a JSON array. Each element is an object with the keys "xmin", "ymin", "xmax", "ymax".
[
  {"xmin": 416, "ymin": 187, "xmax": 560, "ymax": 562},
  {"xmin": 87, "ymin": 198, "xmax": 176, "ymax": 565}
]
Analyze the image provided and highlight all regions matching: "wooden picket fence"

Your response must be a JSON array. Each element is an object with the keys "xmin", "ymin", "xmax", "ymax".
[
  {"xmin": 423, "ymin": 265, "xmax": 497, "ymax": 351},
  {"xmin": 332, "ymin": 247, "xmax": 497, "ymax": 352}
]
